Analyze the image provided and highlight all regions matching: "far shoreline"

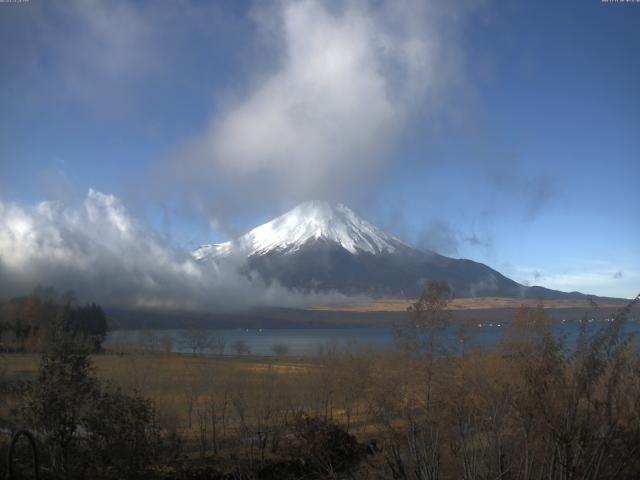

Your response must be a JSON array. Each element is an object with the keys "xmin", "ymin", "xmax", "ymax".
[{"xmin": 106, "ymin": 296, "xmax": 630, "ymax": 330}]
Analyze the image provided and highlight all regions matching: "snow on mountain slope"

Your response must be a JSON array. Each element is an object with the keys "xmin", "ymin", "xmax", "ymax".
[{"xmin": 193, "ymin": 201, "xmax": 409, "ymax": 260}]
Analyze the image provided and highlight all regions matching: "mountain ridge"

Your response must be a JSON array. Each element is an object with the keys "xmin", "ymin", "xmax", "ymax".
[{"xmin": 194, "ymin": 201, "xmax": 603, "ymax": 300}]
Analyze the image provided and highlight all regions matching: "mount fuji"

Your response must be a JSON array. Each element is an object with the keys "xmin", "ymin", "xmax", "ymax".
[{"xmin": 193, "ymin": 201, "xmax": 589, "ymax": 299}]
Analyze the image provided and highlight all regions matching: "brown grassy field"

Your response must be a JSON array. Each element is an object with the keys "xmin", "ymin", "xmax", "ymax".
[
  {"xmin": 308, "ymin": 296, "xmax": 625, "ymax": 312},
  {"xmin": 1, "ymin": 352, "xmax": 321, "ymax": 441},
  {"xmin": 0, "ymin": 352, "xmax": 314, "ymax": 379}
]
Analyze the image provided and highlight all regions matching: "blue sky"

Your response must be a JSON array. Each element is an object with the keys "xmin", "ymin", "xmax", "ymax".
[{"xmin": 1, "ymin": 0, "xmax": 639, "ymax": 299}]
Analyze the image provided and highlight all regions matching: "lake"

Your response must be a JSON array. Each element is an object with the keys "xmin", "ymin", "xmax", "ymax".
[{"xmin": 105, "ymin": 318, "xmax": 640, "ymax": 357}]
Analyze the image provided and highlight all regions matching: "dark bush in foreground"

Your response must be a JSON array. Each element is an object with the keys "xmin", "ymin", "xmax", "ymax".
[
  {"xmin": 81, "ymin": 387, "xmax": 160, "ymax": 478},
  {"xmin": 149, "ymin": 415, "xmax": 371, "ymax": 480},
  {"xmin": 19, "ymin": 317, "xmax": 162, "ymax": 479},
  {"xmin": 286, "ymin": 413, "xmax": 370, "ymax": 477}
]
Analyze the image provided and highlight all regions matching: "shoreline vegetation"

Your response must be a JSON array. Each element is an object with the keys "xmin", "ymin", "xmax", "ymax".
[
  {"xmin": 104, "ymin": 302, "xmax": 628, "ymax": 331},
  {"xmin": 1, "ymin": 286, "xmax": 639, "ymax": 479}
]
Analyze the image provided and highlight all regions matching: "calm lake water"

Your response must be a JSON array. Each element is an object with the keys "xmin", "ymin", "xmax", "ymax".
[{"xmin": 106, "ymin": 319, "xmax": 640, "ymax": 357}]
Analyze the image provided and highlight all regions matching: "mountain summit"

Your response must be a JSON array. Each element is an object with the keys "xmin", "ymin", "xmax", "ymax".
[
  {"xmin": 194, "ymin": 201, "xmax": 408, "ymax": 260},
  {"xmin": 194, "ymin": 202, "xmax": 588, "ymax": 299}
]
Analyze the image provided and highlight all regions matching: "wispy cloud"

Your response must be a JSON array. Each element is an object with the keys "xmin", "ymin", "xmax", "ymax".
[
  {"xmin": 491, "ymin": 172, "xmax": 557, "ymax": 221},
  {"xmin": 416, "ymin": 218, "xmax": 492, "ymax": 257},
  {"xmin": 417, "ymin": 219, "xmax": 460, "ymax": 255},
  {"xmin": 1, "ymin": 0, "xmax": 232, "ymax": 111},
  {"xmin": 515, "ymin": 265, "xmax": 639, "ymax": 298}
]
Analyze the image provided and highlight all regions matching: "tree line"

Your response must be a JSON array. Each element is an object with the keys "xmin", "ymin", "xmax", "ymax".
[{"xmin": 0, "ymin": 287, "xmax": 108, "ymax": 353}]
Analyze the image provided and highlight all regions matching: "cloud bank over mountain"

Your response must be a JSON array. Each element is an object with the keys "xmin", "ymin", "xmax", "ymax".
[{"xmin": 0, "ymin": 191, "xmax": 360, "ymax": 310}]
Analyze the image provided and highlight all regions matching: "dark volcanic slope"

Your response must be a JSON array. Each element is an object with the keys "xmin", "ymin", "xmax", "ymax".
[
  {"xmin": 245, "ymin": 238, "xmax": 584, "ymax": 299},
  {"xmin": 195, "ymin": 201, "xmax": 609, "ymax": 301}
]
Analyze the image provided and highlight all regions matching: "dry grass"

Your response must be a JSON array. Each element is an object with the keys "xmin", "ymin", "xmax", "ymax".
[
  {"xmin": 0, "ymin": 352, "xmax": 314, "ymax": 382},
  {"xmin": 308, "ymin": 296, "xmax": 624, "ymax": 312},
  {"xmin": 0, "ymin": 351, "xmax": 320, "ymax": 447}
]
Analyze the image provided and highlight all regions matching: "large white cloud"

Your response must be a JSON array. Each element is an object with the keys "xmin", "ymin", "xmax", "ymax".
[
  {"xmin": 0, "ymin": 191, "xmax": 357, "ymax": 310},
  {"xmin": 167, "ymin": 0, "xmax": 469, "ymax": 214},
  {"xmin": 8, "ymin": 0, "xmax": 474, "ymax": 233}
]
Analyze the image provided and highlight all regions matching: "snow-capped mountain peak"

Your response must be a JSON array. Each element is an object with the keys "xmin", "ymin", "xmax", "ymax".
[
  {"xmin": 191, "ymin": 201, "xmax": 577, "ymax": 300},
  {"xmin": 193, "ymin": 201, "xmax": 407, "ymax": 260}
]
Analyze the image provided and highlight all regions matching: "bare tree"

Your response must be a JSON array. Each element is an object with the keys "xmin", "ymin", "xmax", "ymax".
[
  {"xmin": 210, "ymin": 331, "xmax": 226, "ymax": 356},
  {"xmin": 395, "ymin": 281, "xmax": 452, "ymax": 413},
  {"xmin": 139, "ymin": 328, "xmax": 159, "ymax": 353},
  {"xmin": 271, "ymin": 343, "xmax": 289, "ymax": 356},
  {"xmin": 233, "ymin": 339, "xmax": 250, "ymax": 356},
  {"xmin": 181, "ymin": 325, "xmax": 212, "ymax": 356},
  {"xmin": 159, "ymin": 335, "xmax": 173, "ymax": 355}
]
